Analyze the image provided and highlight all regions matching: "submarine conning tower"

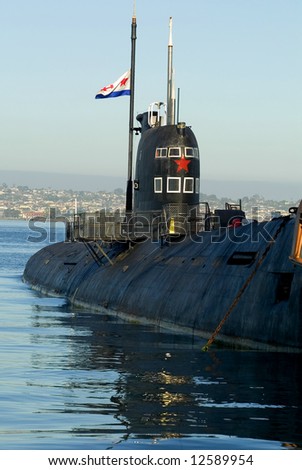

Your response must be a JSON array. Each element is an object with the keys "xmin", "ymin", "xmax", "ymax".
[
  {"xmin": 132, "ymin": 17, "xmax": 202, "ymax": 238},
  {"xmin": 133, "ymin": 102, "xmax": 201, "ymax": 236}
]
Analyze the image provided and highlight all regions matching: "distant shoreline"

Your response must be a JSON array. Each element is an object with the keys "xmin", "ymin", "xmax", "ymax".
[{"xmin": 0, "ymin": 170, "xmax": 300, "ymax": 201}]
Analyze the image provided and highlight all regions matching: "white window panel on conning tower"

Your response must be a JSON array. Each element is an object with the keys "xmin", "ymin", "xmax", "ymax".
[
  {"xmin": 155, "ymin": 148, "xmax": 167, "ymax": 158},
  {"xmin": 168, "ymin": 147, "xmax": 181, "ymax": 158},
  {"xmin": 154, "ymin": 177, "xmax": 163, "ymax": 193},
  {"xmin": 167, "ymin": 177, "xmax": 181, "ymax": 193},
  {"xmin": 184, "ymin": 177, "xmax": 194, "ymax": 193}
]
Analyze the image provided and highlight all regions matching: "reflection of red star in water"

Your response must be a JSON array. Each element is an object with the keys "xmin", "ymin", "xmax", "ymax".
[{"xmin": 173, "ymin": 155, "xmax": 191, "ymax": 173}]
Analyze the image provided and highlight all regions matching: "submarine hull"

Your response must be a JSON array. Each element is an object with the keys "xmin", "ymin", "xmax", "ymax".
[{"xmin": 23, "ymin": 216, "xmax": 302, "ymax": 351}]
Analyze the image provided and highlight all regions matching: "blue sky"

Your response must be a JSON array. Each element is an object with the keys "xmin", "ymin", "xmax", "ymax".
[{"xmin": 0, "ymin": 0, "xmax": 301, "ymax": 199}]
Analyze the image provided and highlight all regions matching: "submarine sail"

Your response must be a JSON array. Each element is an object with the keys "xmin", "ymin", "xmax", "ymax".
[{"xmin": 133, "ymin": 17, "xmax": 201, "ymax": 237}]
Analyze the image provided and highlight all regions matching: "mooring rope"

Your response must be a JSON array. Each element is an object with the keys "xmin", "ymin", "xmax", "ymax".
[{"xmin": 202, "ymin": 217, "xmax": 290, "ymax": 352}]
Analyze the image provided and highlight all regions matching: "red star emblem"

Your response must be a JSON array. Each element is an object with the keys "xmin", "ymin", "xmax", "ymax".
[
  {"xmin": 119, "ymin": 77, "xmax": 129, "ymax": 87},
  {"xmin": 173, "ymin": 155, "xmax": 191, "ymax": 173}
]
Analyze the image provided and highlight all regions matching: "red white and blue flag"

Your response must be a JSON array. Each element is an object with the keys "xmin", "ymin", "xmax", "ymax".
[{"xmin": 95, "ymin": 70, "xmax": 131, "ymax": 99}]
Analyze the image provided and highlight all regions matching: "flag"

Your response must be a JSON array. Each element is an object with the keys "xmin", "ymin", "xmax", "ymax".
[{"xmin": 95, "ymin": 70, "xmax": 131, "ymax": 99}]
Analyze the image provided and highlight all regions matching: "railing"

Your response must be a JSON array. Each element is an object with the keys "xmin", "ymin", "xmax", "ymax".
[{"xmin": 65, "ymin": 201, "xmax": 242, "ymax": 243}]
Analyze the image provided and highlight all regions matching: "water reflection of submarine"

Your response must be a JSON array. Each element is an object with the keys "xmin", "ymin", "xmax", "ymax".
[{"xmin": 42, "ymin": 310, "xmax": 301, "ymax": 448}]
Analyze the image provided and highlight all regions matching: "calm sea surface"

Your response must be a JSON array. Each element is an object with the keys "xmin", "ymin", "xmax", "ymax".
[{"xmin": 0, "ymin": 219, "xmax": 301, "ymax": 450}]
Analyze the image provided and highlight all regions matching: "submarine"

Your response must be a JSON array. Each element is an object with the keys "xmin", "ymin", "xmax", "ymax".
[{"xmin": 23, "ymin": 14, "xmax": 302, "ymax": 352}]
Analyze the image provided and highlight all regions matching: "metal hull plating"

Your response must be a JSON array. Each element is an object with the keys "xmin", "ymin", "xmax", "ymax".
[{"xmin": 23, "ymin": 216, "xmax": 302, "ymax": 351}]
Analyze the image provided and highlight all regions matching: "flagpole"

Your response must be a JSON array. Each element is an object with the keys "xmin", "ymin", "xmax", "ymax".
[{"xmin": 125, "ymin": 10, "xmax": 137, "ymax": 214}]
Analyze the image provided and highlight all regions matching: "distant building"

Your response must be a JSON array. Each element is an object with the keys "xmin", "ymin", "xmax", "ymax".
[{"xmin": 21, "ymin": 211, "xmax": 45, "ymax": 220}]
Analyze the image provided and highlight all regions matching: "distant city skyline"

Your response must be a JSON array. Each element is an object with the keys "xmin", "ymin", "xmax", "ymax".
[{"xmin": 0, "ymin": 0, "xmax": 301, "ymax": 200}]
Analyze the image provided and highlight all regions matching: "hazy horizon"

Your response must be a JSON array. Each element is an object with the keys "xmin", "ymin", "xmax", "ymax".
[{"xmin": 0, "ymin": 169, "xmax": 300, "ymax": 202}]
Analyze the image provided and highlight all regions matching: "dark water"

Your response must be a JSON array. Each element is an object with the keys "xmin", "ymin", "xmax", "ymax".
[{"xmin": 0, "ymin": 220, "xmax": 301, "ymax": 450}]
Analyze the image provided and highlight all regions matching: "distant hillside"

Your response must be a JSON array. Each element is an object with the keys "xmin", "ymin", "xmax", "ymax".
[
  {"xmin": 0, "ymin": 170, "xmax": 300, "ymax": 202},
  {"xmin": 201, "ymin": 179, "xmax": 300, "ymax": 203},
  {"xmin": 0, "ymin": 170, "xmax": 125, "ymax": 193}
]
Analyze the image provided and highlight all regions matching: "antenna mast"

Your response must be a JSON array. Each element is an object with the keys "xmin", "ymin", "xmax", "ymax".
[
  {"xmin": 126, "ymin": 6, "xmax": 137, "ymax": 213},
  {"xmin": 167, "ymin": 17, "xmax": 175, "ymax": 125}
]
